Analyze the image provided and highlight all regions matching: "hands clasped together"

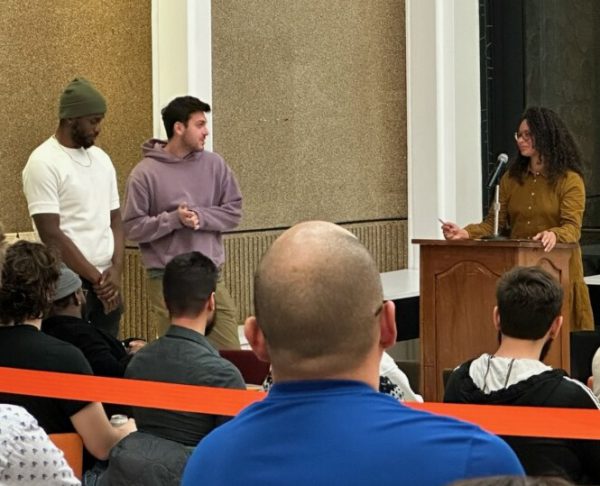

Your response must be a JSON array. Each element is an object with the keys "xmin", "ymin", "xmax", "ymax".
[
  {"xmin": 178, "ymin": 202, "xmax": 200, "ymax": 230},
  {"xmin": 94, "ymin": 266, "xmax": 121, "ymax": 315}
]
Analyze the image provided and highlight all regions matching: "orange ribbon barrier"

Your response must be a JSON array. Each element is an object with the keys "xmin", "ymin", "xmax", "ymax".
[
  {"xmin": 1, "ymin": 366, "xmax": 600, "ymax": 440},
  {"xmin": 0, "ymin": 367, "xmax": 264, "ymax": 416},
  {"xmin": 409, "ymin": 402, "xmax": 600, "ymax": 440}
]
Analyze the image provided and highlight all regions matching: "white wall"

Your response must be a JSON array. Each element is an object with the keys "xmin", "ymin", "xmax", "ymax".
[
  {"xmin": 152, "ymin": 0, "xmax": 212, "ymax": 148},
  {"xmin": 406, "ymin": 0, "xmax": 482, "ymax": 268}
]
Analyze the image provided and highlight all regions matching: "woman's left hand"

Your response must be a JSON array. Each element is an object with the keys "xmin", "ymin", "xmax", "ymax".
[{"xmin": 533, "ymin": 230, "xmax": 557, "ymax": 252}]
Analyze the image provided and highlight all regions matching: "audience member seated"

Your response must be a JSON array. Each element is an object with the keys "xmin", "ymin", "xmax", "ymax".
[
  {"xmin": 0, "ymin": 404, "xmax": 80, "ymax": 485},
  {"xmin": 42, "ymin": 265, "xmax": 145, "ymax": 378},
  {"xmin": 125, "ymin": 251, "xmax": 245, "ymax": 445},
  {"xmin": 101, "ymin": 252, "xmax": 245, "ymax": 485},
  {"xmin": 0, "ymin": 241, "xmax": 135, "ymax": 461},
  {"xmin": 182, "ymin": 221, "xmax": 524, "ymax": 485},
  {"xmin": 445, "ymin": 266, "xmax": 600, "ymax": 484},
  {"xmin": 377, "ymin": 351, "xmax": 422, "ymax": 401}
]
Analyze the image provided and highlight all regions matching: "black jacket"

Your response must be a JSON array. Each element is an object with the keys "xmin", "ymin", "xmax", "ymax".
[
  {"xmin": 445, "ymin": 358, "xmax": 600, "ymax": 484},
  {"xmin": 42, "ymin": 315, "xmax": 130, "ymax": 377}
]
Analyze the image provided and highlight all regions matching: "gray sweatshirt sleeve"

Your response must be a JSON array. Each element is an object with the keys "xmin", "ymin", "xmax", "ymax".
[
  {"xmin": 122, "ymin": 172, "xmax": 183, "ymax": 243},
  {"xmin": 190, "ymin": 164, "xmax": 242, "ymax": 232}
]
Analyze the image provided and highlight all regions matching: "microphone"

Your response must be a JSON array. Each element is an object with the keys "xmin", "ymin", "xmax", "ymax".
[{"xmin": 487, "ymin": 153, "xmax": 508, "ymax": 190}]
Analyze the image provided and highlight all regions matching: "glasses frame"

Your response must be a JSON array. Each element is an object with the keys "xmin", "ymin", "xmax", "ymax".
[{"xmin": 514, "ymin": 131, "xmax": 532, "ymax": 142}]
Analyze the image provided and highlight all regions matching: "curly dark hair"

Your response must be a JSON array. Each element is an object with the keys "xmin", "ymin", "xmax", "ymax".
[
  {"xmin": 0, "ymin": 240, "xmax": 60, "ymax": 325},
  {"xmin": 508, "ymin": 106, "xmax": 585, "ymax": 185}
]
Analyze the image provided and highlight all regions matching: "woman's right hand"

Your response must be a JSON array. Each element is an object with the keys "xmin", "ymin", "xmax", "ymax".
[{"xmin": 441, "ymin": 221, "xmax": 469, "ymax": 240}]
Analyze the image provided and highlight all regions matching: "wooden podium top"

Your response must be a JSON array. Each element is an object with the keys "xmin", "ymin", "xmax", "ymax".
[{"xmin": 412, "ymin": 238, "xmax": 576, "ymax": 250}]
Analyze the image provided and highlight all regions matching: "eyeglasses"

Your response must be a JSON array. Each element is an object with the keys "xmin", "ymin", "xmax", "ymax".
[
  {"xmin": 80, "ymin": 288, "xmax": 89, "ymax": 297},
  {"xmin": 514, "ymin": 131, "xmax": 532, "ymax": 142}
]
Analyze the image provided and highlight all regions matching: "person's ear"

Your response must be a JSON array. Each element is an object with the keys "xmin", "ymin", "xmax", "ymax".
[
  {"xmin": 493, "ymin": 306, "xmax": 501, "ymax": 331},
  {"xmin": 548, "ymin": 315, "xmax": 563, "ymax": 340},
  {"xmin": 244, "ymin": 316, "xmax": 270, "ymax": 362},
  {"xmin": 206, "ymin": 292, "xmax": 216, "ymax": 313},
  {"xmin": 173, "ymin": 120, "xmax": 185, "ymax": 136},
  {"xmin": 379, "ymin": 300, "xmax": 397, "ymax": 349}
]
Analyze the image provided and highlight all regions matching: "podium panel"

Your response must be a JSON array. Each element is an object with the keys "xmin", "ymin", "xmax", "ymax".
[{"xmin": 413, "ymin": 239, "xmax": 573, "ymax": 402}]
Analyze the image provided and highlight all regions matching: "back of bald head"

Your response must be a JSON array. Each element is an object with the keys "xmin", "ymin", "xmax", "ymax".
[{"xmin": 254, "ymin": 221, "xmax": 383, "ymax": 374}]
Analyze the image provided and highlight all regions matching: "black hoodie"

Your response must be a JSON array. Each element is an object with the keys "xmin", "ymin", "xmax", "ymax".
[{"xmin": 445, "ymin": 355, "xmax": 600, "ymax": 484}]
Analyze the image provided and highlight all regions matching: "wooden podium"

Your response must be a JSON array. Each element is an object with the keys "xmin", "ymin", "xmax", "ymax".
[{"xmin": 412, "ymin": 239, "xmax": 574, "ymax": 402}]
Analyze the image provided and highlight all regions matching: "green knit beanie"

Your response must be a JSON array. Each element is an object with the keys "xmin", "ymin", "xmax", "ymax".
[{"xmin": 59, "ymin": 77, "xmax": 107, "ymax": 119}]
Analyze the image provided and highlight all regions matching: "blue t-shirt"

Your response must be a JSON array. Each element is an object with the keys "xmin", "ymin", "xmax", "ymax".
[{"xmin": 182, "ymin": 380, "xmax": 523, "ymax": 485}]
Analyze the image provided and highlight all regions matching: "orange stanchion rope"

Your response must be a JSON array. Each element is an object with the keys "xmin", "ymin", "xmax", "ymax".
[
  {"xmin": 1, "ymin": 366, "xmax": 600, "ymax": 440},
  {"xmin": 408, "ymin": 402, "xmax": 600, "ymax": 440},
  {"xmin": 0, "ymin": 367, "xmax": 265, "ymax": 416}
]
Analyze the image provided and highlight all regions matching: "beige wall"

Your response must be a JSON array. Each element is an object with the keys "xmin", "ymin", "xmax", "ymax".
[
  {"xmin": 1, "ymin": 1, "xmax": 408, "ymax": 338},
  {"xmin": 212, "ymin": 0, "xmax": 407, "ymax": 231},
  {"xmin": 0, "ymin": 0, "xmax": 153, "ymax": 233}
]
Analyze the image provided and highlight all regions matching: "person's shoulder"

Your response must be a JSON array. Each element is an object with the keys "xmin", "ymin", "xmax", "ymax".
[
  {"xmin": 405, "ymin": 409, "xmax": 523, "ymax": 473},
  {"xmin": 31, "ymin": 331, "xmax": 93, "ymax": 374},
  {"xmin": 201, "ymin": 150, "xmax": 230, "ymax": 169},
  {"xmin": 554, "ymin": 375, "xmax": 600, "ymax": 408},
  {"xmin": 124, "ymin": 338, "xmax": 160, "ymax": 373},
  {"xmin": 28, "ymin": 137, "xmax": 54, "ymax": 157},
  {"xmin": 561, "ymin": 170, "xmax": 585, "ymax": 187},
  {"xmin": 206, "ymin": 355, "xmax": 246, "ymax": 385},
  {"xmin": 127, "ymin": 154, "xmax": 162, "ymax": 184},
  {"xmin": 392, "ymin": 402, "xmax": 493, "ymax": 443},
  {"xmin": 182, "ymin": 345, "xmax": 245, "ymax": 388},
  {"xmin": 24, "ymin": 138, "xmax": 60, "ymax": 170}
]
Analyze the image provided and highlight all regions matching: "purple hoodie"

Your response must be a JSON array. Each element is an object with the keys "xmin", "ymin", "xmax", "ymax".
[{"xmin": 123, "ymin": 139, "xmax": 242, "ymax": 269}]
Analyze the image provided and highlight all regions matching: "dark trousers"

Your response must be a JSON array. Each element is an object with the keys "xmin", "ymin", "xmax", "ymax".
[{"xmin": 81, "ymin": 278, "xmax": 123, "ymax": 338}]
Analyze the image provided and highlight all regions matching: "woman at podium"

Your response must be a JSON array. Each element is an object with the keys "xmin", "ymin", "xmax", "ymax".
[{"xmin": 441, "ymin": 106, "xmax": 593, "ymax": 331}]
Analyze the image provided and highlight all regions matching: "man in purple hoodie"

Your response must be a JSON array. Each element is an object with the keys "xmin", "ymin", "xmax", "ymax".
[{"xmin": 122, "ymin": 96, "xmax": 242, "ymax": 349}]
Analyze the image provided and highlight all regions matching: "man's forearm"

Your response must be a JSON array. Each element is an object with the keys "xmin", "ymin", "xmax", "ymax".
[{"xmin": 33, "ymin": 214, "xmax": 101, "ymax": 283}]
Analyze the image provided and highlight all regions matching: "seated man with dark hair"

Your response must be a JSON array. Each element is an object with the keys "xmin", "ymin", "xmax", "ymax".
[
  {"xmin": 183, "ymin": 221, "xmax": 523, "ymax": 486},
  {"xmin": 445, "ymin": 266, "xmax": 600, "ymax": 483},
  {"xmin": 100, "ymin": 252, "xmax": 245, "ymax": 485},
  {"xmin": 125, "ymin": 251, "xmax": 245, "ymax": 444}
]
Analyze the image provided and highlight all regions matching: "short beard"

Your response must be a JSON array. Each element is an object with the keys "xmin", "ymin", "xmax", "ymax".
[
  {"xmin": 71, "ymin": 121, "xmax": 95, "ymax": 149},
  {"xmin": 205, "ymin": 316, "xmax": 215, "ymax": 336}
]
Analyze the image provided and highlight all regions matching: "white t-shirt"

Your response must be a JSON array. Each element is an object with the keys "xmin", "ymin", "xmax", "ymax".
[{"xmin": 22, "ymin": 136, "xmax": 120, "ymax": 272}]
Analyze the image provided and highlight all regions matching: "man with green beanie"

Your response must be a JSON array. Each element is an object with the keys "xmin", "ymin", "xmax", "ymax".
[{"xmin": 22, "ymin": 77, "xmax": 124, "ymax": 337}]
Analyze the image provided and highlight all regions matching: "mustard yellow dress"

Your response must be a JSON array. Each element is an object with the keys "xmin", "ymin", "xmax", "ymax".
[{"xmin": 464, "ymin": 170, "xmax": 593, "ymax": 331}]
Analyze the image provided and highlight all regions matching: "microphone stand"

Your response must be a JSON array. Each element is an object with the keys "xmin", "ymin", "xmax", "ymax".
[
  {"xmin": 491, "ymin": 184, "xmax": 504, "ymax": 239},
  {"xmin": 481, "ymin": 155, "xmax": 508, "ymax": 241}
]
